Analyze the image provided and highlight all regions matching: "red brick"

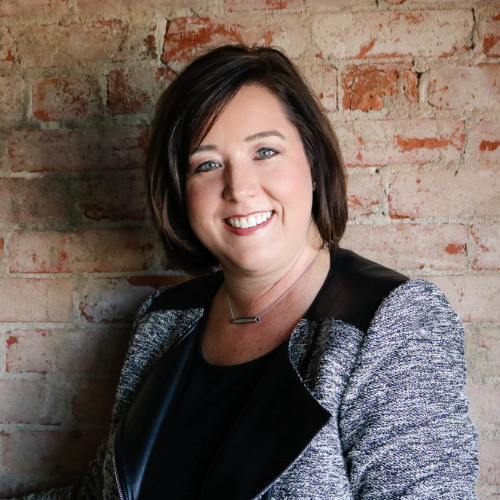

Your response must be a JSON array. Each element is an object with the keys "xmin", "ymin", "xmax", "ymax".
[
  {"xmin": 162, "ymin": 15, "xmax": 308, "ymax": 62},
  {"xmin": 78, "ymin": 275, "xmax": 190, "ymax": 323},
  {"xmin": 342, "ymin": 223, "xmax": 467, "ymax": 271},
  {"xmin": 225, "ymin": 0, "xmax": 375, "ymax": 11},
  {"xmin": 0, "ymin": 380, "xmax": 67, "ymax": 425},
  {"xmin": 32, "ymin": 77, "xmax": 101, "ymax": 121},
  {"xmin": 464, "ymin": 325, "xmax": 500, "ymax": 382},
  {"xmin": 0, "ymin": 27, "xmax": 14, "ymax": 68},
  {"xmin": 471, "ymin": 224, "xmax": 500, "ymax": 271},
  {"xmin": 2, "ymin": 429, "xmax": 104, "ymax": 475},
  {"xmin": 427, "ymin": 65, "xmax": 500, "ymax": 110},
  {"xmin": 480, "ymin": 14, "xmax": 500, "ymax": 57},
  {"xmin": 8, "ymin": 229, "xmax": 155, "ymax": 273},
  {"xmin": 76, "ymin": 172, "xmax": 148, "ymax": 222},
  {"xmin": 0, "ymin": 0, "xmax": 68, "ymax": 17},
  {"xmin": 8, "ymin": 127, "xmax": 146, "ymax": 172},
  {"xmin": 107, "ymin": 67, "xmax": 176, "ymax": 115},
  {"xmin": 427, "ymin": 275, "xmax": 500, "ymax": 323},
  {"xmin": 341, "ymin": 63, "xmax": 418, "ymax": 112},
  {"xmin": 0, "ymin": 178, "xmax": 69, "ymax": 224},
  {"xmin": 0, "ymin": 278, "xmax": 71, "ymax": 322},
  {"xmin": 477, "ymin": 120, "xmax": 500, "ymax": 164},
  {"xmin": 0, "ymin": 76, "xmax": 24, "ymax": 128},
  {"xmin": 466, "ymin": 383, "xmax": 500, "ymax": 434},
  {"xmin": 313, "ymin": 10, "xmax": 473, "ymax": 59},
  {"xmin": 388, "ymin": 167, "xmax": 500, "ymax": 219},
  {"xmin": 71, "ymin": 379, "xmax": 117, "ymax": 425},
  {"xmin": 301, "ymin": 63, "xmax": 337, "ymax": 112},
  {"xmin": 15, "ymin": 20, "xmax": 127, "ymax": 68},
  {"xmin": 6, "ymin": 329, "xmax": 129, "ymax": 374},
  {"xmin": 337, "ymin": 119, "xmax": 464, "ymax": 167},
  {"xmin": 346, "ymin": 170, "xmax": 383, "ymax": 219},
  {"xmin": 477, "ymin": 439, "xmax": 500, "ymax": 487}
]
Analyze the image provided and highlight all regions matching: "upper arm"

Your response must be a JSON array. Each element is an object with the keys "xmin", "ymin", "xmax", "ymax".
[{"xmin": 339, "ymin": 280, "xmax": 479, "ymax": 499}]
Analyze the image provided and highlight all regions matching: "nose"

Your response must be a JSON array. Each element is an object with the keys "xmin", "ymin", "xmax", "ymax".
[{"xmin": 223, "ymin": 161, "xmax": 258, "ymax": 202}]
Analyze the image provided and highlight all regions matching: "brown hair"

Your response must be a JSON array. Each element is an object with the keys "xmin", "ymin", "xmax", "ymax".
[{"xmin": 146, "ymin": 45, "xmax": 348, "ymax": 273}]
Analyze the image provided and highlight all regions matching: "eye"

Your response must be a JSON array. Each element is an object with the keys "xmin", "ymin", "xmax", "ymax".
[
  {"xmin": 193, "ymin": 160, "xmax": 221, "ymax": 173},
  {"xmin": 255, "ymin": 147, "xmax": 279, "ymax": 160}
]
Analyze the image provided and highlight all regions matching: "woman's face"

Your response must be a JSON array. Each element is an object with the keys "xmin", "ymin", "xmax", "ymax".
[{"xmin": 185, "ymin": 84, "xmax": 320, "ymax": 276}]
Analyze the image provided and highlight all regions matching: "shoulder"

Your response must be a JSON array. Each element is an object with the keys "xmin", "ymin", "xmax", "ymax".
[
  {"xmin": 137, "ymin": 269, "xmax": 224, "ymax": 319},
  {"xmin": 308, "ymin": 248, "xmax": 408, "ymax": 331}
]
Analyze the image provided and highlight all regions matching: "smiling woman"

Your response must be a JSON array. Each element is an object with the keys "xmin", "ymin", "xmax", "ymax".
[{"xmin": 15, "ymin": 45, "xmax": 478, "ymax": 500}]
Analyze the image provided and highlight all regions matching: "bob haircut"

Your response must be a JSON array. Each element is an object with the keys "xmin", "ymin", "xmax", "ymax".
[{"xmin": 146, "ymin": 44, "xmax": 348, "ymax": 273}]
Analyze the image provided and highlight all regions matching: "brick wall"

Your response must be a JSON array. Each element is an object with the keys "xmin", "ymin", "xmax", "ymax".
[{"xmin": 0, "ymin": 0, "xmax": 498, "ymax": 496}]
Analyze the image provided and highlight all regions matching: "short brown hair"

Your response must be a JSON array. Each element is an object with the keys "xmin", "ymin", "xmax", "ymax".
[{"xmin": 146, "ymin": 45, "xmax": 348, "ymax": 273}]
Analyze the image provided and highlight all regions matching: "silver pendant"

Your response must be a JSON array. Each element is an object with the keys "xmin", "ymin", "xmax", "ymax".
[{"xmin": 232, "ymin": 316, "xmax": 260, "ymax": 324}]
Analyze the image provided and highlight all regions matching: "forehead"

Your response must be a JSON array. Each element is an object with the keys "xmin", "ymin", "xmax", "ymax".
[{"xmin": 199, "ymin": 84, "xmax": 295, "ymax": 141}]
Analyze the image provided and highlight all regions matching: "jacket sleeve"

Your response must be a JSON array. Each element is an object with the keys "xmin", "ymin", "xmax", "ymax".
[{"xmin": 339, "ymin": 279, "xmax": 479, "ymax": 499}]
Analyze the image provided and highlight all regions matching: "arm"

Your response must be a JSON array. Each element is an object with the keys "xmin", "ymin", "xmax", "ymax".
[{"xmin": 339, "ymin": 280, "xmax": 478, "ymax": 498}]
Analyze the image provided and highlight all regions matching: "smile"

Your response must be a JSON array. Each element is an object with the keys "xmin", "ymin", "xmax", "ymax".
[{"xmin": 226, "ymin": 211, "xmax": 273, "ymax": 229}]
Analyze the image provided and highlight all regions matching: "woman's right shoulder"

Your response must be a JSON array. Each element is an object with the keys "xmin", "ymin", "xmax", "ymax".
[{"xmin": 135, "ymin": 269, "xmax": 224, "ymax": 324}]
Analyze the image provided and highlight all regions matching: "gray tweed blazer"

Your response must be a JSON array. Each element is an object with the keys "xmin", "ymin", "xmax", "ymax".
[{"xmin": 19, "ymin": 249, "xmax": 478, "ymax": 499}]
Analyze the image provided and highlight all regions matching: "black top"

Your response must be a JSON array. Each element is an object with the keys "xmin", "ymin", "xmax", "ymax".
[{"xmin": 139, "ymin": 320, "xmax": 282, "ymax": 499}]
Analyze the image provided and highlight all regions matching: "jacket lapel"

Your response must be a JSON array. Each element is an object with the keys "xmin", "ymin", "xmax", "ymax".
[{"xmin": 200, "ymin": 339, "xmax": 331, "ymax": 500}]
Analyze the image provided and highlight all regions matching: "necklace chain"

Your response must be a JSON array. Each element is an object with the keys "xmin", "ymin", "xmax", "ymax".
[{"xmin": 226, "ymin": 248, "xmax": 323, "ymax": 324}]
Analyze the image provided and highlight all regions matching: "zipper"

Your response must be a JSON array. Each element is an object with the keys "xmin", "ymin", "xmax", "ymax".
[{"xmin": 113, "ymin": 452, "xmax": 126, "ymax": 500}]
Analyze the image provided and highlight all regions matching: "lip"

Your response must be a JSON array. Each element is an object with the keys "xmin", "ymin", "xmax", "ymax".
[{"xmin": 224, "ymin": 210, "xmax": 274, "ymax": 236}]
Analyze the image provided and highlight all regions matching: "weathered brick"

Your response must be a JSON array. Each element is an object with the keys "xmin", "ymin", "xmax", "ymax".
[
  {"xmin": 388, "ymin": 167, "xmax": 500, "ymax": 219},
  {"xmin": 71, "ymin": 379, "xmax": 117, "ymax": 425},
  {"xmin": 0, "ymin": 278, "xmax": 71, "ymax": 322},
  {"xmin": 480, "ymin": 14, "xmax": 500, "ymax": 57},
  {"xmin": 0, "ymin": 76, "xmax": 24, "ymax": 128},
  {"xmin": 6, "ymin": 329, "xmax": 130, "ymax": 374},
  {"xmin": 466, "ymin": 383, "xmax": 500, "ymax": 433},
  {"xmin": 337, "ymin": 119, "xmax": 464, "ymax": 167},
  {"xmin": 477, "ymin": 439, "xmax": 500, "ymax": 487},
  {"xmin": 15, "ymin": 20, "xmax": 127, "ymax": 68},
  {"xmin": 346, "ymin": 170, "xmax": 383, "ymax": 219},
  {"xmin": 0, "ymin": 0, "xmax": 68, "ymax": 17},
  {"xmin": 341, "ymin": 63, "xmax": 418, "ymax": 111},
  {"xmin": 465, "ymin": 325, "xmax": 500, "ymax": 382},
  {"xmin": 476, "ymin": 120, "xmax": 500, "ymax": 164},
  {"xmin": 313, "ymin": 10, "xmax": 473, "ymax": 59},
  {"xmin": 76, "ymin": 172, "xmax": 148, "ymax": 221},
  {"xmin": 78, "ymin": 275, "xmax": 190, "ymax": 323},
  {"xmin": 0, "ymin": 27, "xmax": 14, "ymax": 68},
  {"xmin": 0, "ymin": 178, "xmax": 70, "ymax": 224},
  {"xmin": 225, "ymin": 0, "xmax": 375, "ymax": 11},
  {"xmin": 32, "ymin": 77, "xmax": 101, "ymax": 121},
  {"xmin": 8, "ymin": 127, "xmax": 146, "ymax": 172},
  {"xmin": 107, "ymin": 67, "xmax": 176, "ymax": 115},
  {"xmin": 8, "ymin": 229, "xmax": 155, "ymax": 273},
  {"xmin": 342, "ymin": 223, "xmax": 467, "ymax": 271},
  {"xmin": 0, "ymin": 380, "xmax": 67, "ymax": 425},
  {"xmin": 427, "ymin": 275, "xmax": 500, "ymax": 323},
  {"xmin": 471, "ymin": 224, "xmax": 500, "ymax": 271},
  {"xmin": 301, "ymin": 63, "xmax": 337, "ymax": 112},
  {"xmin": 2, "ymin": 429, "xmax": 104, "ymax": 475},
  {"xmin": 162, "ymin": 15, "xmax": 308, "ymax": 62},
  {"xmin": 427, "ymin": 65, "xmax": 500, "ymax": 110}
]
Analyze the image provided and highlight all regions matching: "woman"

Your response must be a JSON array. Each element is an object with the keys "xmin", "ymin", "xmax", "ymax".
[{"xmin": 21, "ymin": 45, "xmax": 478, "ymax": 499}]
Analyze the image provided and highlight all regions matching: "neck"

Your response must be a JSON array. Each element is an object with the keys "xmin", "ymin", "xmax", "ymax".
[{"xmin": 223, "ymin": 242, "xmax": 329, "ymax": 322}]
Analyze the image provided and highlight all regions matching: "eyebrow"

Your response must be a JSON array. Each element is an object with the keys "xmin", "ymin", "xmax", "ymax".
[{"xmin": 190, "ymin": 130, "xmax": 285, "ymax": 156}]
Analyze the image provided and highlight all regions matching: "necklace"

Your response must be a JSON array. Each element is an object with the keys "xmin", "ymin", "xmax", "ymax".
[{"xmin": 226, "ymin": 248, "xmax": 323, "ymax": 324}]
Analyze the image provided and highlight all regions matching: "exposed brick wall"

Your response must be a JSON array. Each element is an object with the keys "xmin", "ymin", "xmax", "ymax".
[{"xmin": 0, "ymin": 0, "xmax": 498, "ymax": 496}]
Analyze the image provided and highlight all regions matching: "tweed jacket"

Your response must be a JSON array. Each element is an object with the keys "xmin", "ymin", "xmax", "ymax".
[{"xmin": 19, "ymin": 249, "xmax": 478, "ymax": 499}]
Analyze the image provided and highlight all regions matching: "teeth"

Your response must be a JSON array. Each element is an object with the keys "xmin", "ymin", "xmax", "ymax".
[{"xmin": 227, "ymin": 211, "xmax": 272, "ymax": 229}]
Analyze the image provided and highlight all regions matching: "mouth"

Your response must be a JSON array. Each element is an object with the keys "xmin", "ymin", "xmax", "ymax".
[{"xmin": 225, "ymin": 211, "xmax": 273, "ymax": 229}]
